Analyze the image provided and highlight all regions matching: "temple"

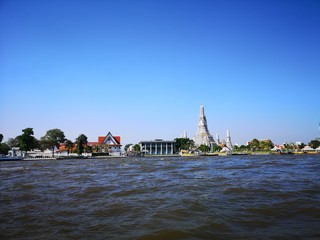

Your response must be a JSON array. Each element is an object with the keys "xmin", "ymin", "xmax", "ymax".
[{"xmin": 193, "ymin": 105, "xmax": 215, "ymax": 147}]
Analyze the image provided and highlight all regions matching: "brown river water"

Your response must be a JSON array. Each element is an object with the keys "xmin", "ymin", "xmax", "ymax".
[{"xmin": 1, "ymin": 154, "xmax": 320, "ymax": 239}]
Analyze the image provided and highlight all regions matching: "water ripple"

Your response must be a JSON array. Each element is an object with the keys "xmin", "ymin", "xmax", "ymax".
[{"xmin": 1, "ymin": 154, "xmax": 320, "ymax": 239}]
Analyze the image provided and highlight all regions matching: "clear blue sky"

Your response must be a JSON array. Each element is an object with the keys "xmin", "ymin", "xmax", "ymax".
[{"xmin": 1, "ymin": 0, "xmax": 319, "ymax": 146}]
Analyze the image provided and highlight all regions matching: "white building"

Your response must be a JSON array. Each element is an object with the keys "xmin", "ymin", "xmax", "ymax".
[{"xmin": 140, "ymin": 139, "xmax": 176, "ymax": 155}]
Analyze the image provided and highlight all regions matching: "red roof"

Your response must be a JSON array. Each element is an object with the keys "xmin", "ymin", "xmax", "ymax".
[
  {"xmin": 98, "ymin": 136, "xmax": 105, "ymax": 144},
  {"xmin": 114, "ymin": 136, "xmax": 121, "ymax": 144},
  {"xmin": 97, "ymin": 134, "xmax": 121, "ymax": 145}
]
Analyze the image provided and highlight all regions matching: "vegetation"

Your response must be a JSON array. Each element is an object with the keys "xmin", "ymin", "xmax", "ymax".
[
  {"xmin": 246, "ymin": 139, "xmax": 274, "ymax": 152},
  {"xmin": 17, "ymin": 128, "xmax": 38, "ymax": 151},
  {"xmin": 40, "ymin": 129, "xmax": 66, "ymax": 157},
  {"xmin": 6, "ymin": 138, "xmax": 19, "ymax": 149},
  {"xmin": 198, "ymin": 144, "xmax": 210, "ymax": 153},
  {"xmin": 308, "ymin": 139, "xmax": 320, "ymax": 149},
  {"xmin": 124, "ymin": 144, "xmax": 132, "ymax": 152},
  {"xmin": 0, "ymin": 134, "xmax": 10, "ymax": 155},
  {"xmin": 76, "ymin": 134, "xmax": 88, "ymax": 155},
  {"xmin": 175, "ymin": 138, "xmax": 194, "ymax": 151},
  {"xmin": 211, "ymin": 144, "xmax": 222, "ymax": 152},
  {"xmin": 2, "ymin": 128, "xmax": 320, "ymax": 157},
  {"xmin": 64, "ymin": 139, "xmax": 74, "ymax": 155},
  {"xmin": 124, "ymin": 144, "xmax": 141, "ymax": 152},
  {"xmin": 133, "ymin": 144, "xmax": 141, "ymax": 152}
]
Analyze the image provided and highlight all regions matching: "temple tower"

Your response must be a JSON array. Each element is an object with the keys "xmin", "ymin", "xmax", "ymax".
[
  {"xmin": 193, "ymin": 105, "xmax": 215, "ymax": 146},
  {"xmin": 216, "ymin": 133, "xmax": 220, "ymax": 144},
  {"xmin": 225, "ymin": 129, "xmax": 233, "ymax": 152}
]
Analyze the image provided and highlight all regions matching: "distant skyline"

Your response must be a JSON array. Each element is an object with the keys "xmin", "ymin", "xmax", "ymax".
[{"xmin": 1, "ymin": 0, "xmax": 319, "ymax": 146}]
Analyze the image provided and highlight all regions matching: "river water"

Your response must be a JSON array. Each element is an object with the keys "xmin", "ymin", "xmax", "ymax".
[{"xmin": 1, "ymin": 154, "xmax": 320, "ymax": 239}]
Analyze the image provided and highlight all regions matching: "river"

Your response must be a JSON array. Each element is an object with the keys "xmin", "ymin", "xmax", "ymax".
[{"xmin": 1, "ymin": 154, "xmax": 320, "ymax": 239}]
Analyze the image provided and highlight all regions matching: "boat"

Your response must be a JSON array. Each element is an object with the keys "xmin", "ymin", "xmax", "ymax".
[{"xmin": 179, "ymin": 150, "xmax": 195, "ymax": 157}]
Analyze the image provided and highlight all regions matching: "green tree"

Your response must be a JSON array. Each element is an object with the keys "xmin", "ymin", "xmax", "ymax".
[
  {"xmin": 133, "ymin": 144, "xmax": 141, "ymax": 152},
  {"xmin": 64, "ymin": 139, "xmax": 74, "ymax": 156},
  {"xmin": 175, "ymin": 138, "xmax": 194, "ymax": 151},
  {"xmin": 0, "ymin": 134, "xmax": 10, "ymax": 155},
  {"xmin": 124, "ymin": 144, "xmax": 133, "ymax": 152},
  {"xmin": 198, "ymin": 144, "xmax": 210, "ymax": 153},
  {"xmin": 40, "ymin": 129, "xmax": 66, "ymax": 157},
  {"xmin": 308, "ymin": 139, "xmax": 320, "ymax": 149},
  {"xmin": 76, "ymin": 134, "xmax": 88, "ymax": 155},
  {"xmin": 259, "ymin": 140, "xmax": 274, "ymax": 151},
  {"xmin": 6, "ymin": 138, "xmax": 19, "ymax": 149},
  {"xmin": 233, "ymin": 145, "xmax": 239, "ymax": 152},
  {"xmin": 17, "ymin": 128, "xmax": 38, "ymax": 151},
  {"xmin": 239, "ymin": 145, "xmax": 248, "ymax": 151},
  {"xmin": 212, "ymin": 144, "xmax": 222, "ymax": 152},
  {"xmin": 297, "ymin": 142, "xmax": 305, "ymax": 150},
  {"xmin": 248, "ymin": 138, "xmax": 260, "ymax": 151},
  {"xmin": 284, "ymin": 143, "xmax": 294, "ymax": 151},
  {"xmin": 85, "ymin": 145, "xmax": 92, "ymax": 153}
]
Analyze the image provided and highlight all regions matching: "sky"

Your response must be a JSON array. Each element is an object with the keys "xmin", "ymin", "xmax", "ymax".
[{"xmin": 1, "ymin": 0, "xmax": 319, "ymax": 146}]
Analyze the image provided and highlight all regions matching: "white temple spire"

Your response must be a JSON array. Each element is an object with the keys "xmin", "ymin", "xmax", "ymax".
[
  {"xmin": 226, "ymin": 129, "xmax": 233, "ymax": 153},
  {"xmin": 193, "ymin": 105, "xmax": 215, "ymax": 146}
]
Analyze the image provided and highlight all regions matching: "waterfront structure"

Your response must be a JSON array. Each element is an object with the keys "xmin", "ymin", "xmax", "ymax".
[
  {"xmin": 139, "ymin": 139, "xmax": 176, "ymax": 155},
  {"xmin": 193, "ymin": 105, "xmax": 215, "ymax": 147}
]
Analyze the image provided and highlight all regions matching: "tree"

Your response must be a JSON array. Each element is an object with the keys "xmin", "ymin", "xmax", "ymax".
[
  {"xmin": 17, "ymin": 128, "xmax": 38, "ymax": 151},
  {"xmin": 64, "ymin": 139, "xmax": 74, "ymax": 156},
  {"xmin": 6, "ymin": 138, "xmax": 19, "ymax": 149},
  {"xmin": 212, "ymin": 144, "xmax": 222, "ymax": 152},
  {"xmin": 175, "ymin": 138, "xmax": 194, "ymax": 151},
  {"xmin": 0, "ymin": 134, "xmax": 10, "ymax": 155},
  {"xmin": 198, "ymin": 144, "xmax": 210, "ymax": 153},
  {"xmin": 239, "ymin": 145, "xmax": 248, "ymax": 151},
  {"xmin": 284, "ymin": 143, "xmax": 294, "ymax": 151},
  {"xmin": 76, "ymin": 134, "xmax": 88, "ymax": 155},
  {"xmin": 248, "ymin": 139, "xmax": 260, "ymax": 151},
  {"xmin": 297, "ymin": 142, "xmax": 305, "ymax": 150},
  {"xmin": 124, "ymin": 144, "xmax": 133, "ymax": 152},
  {"xmin": 133, "ymin": 144, "xmax": 141, "ymax": 152},
  {"xmin": 233, "ymin": 145, "xmax": 239, "ymax": 151},
  {"xmin": 85, "ymin": 145, "xmax": 92, "ymax": 153},
  {"xmin": 259, "ymin": 139, "xmax": 274, "ymax": 151},
  {"xmin": 40, "ymin": 129, "xmax": 66, "ymax": 157},
  {"xmin": 308, "ymin": 139, "xmax": 320, "ymax": 149}
]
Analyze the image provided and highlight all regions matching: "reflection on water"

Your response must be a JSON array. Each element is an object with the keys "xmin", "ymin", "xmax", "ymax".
[{"xmin": 1, "ymin": 155, "xmax": 320, "ymax": 239}]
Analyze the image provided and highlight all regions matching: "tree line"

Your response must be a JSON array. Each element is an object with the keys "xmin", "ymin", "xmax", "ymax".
[
  {"xmin": 174, "ymin": 137, "xmax": 320, "ymax": 153},
  {"xmin": 0, "ymin": 128, "xmax": 89, "ymax": 157}
]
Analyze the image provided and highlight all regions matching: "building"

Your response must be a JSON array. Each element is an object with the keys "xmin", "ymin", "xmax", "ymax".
[
  {"xmin": 193, "ymin": 105, "xmax": 215, "ymax": 147},
  {"xmin": 140, "ymin": 139, "xmax": 176, "ymax": 155},
  {"xmin": 89, "ymin": 132, "xmax": 122, "ymax": 156}
]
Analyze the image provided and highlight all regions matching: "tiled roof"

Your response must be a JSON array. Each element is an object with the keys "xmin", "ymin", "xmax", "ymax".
[
  {"xmin": 114, "ymin": 136, "xmax": 121, "ymax": 144},
  {"xmin": 98, "ymin": 136, "xmax": 105, "ymax": 144}
]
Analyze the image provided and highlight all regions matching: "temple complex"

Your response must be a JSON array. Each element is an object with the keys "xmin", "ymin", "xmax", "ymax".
[{"xmin": 193, "ymin": 105, "xmax": 215, "ymax": 147}]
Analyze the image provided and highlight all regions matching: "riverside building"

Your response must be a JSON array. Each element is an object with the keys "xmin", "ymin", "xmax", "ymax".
[{"xmin": 139, "ymin": 139, "xmax": 176, "ymax": 155}]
